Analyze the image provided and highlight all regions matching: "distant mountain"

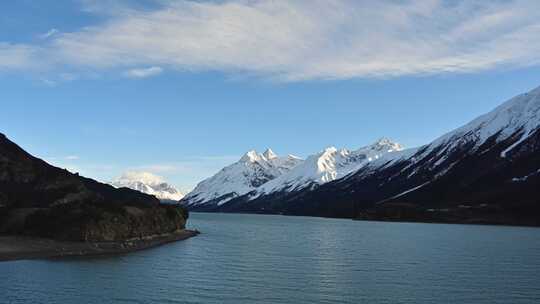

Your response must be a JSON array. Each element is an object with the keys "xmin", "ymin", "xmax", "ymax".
[
  {"xmin": 111, "ymin": 172, "xmax": 184, "ymax": 202},
  {"xmin": 181, "ymin": 149, "xmax": 302, "ymax": 208},
  {"xmin": 186, "ymin": 86, "xmax": 540, "ymax": 226},
  {"xmin": 256, "ymin": 138, "xmax": 403, "ymax": 195},
  {"xmin": 0, "ymin": 134, "xmax": 189, "ymax": 241},
  {"xmin": 181, "ymin": 139, "xmax": 402, "ymax": 209}
]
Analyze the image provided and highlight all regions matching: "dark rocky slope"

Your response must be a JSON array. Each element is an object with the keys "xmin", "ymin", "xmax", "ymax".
[{"xmin": 0, "ymin": 133, "xmax": 189, "ymax": 241}]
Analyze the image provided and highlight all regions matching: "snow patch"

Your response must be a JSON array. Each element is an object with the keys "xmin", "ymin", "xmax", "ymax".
[
  {"xmin": 511, "ymin": 169, "xmax": 540, "ymax": 182},
  {"xmin": 377, "ymin": 181, "xmax": 431, "ymax": 204}
]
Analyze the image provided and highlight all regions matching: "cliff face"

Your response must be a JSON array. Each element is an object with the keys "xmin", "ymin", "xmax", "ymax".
[
  {"xmin": 21, "ymin": 203, "xmax": 188, "ymax": 241},
  {"xmin": 0, "ymin": 133, "xmax": 189, "ymax": 241}
]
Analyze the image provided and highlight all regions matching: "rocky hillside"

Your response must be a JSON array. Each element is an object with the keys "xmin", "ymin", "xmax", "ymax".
[{"xmin": 0, "ymin": 133, "xmax": 189, "ymax": 241}]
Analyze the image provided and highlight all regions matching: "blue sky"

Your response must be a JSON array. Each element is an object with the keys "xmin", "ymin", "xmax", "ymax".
[{"xmin": 2, "ymin": 0, "xmax": 540, "ymax": 190}]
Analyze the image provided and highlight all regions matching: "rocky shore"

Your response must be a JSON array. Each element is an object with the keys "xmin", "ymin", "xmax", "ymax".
[
  {"xmin": 0, "ymin": 229, "xmax": 199, "ymax": 262},
  {"xmin": 1, "ymin": 133, "xmax": 198, "ymax": 257}
]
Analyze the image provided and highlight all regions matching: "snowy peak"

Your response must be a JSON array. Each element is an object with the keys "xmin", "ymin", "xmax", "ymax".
[
  {"xmin": 263, "ymin": 148, "xmax": 277, "ymax": 160},
  {"xmin": 240, "ymin": 150, "xmax": 261, "ymax": 163},
  {"xmin": 371, "ymin": 137, "xmax": 403, "ymax": 152},
  {"xmin": 350, "ymin": 138, "xmax": 403, "ymax": 162},
  {"xmin": 257, "ymin": 138, "xmax": 404, "ymax": 194},
  {"xmin": 111, "ymin": 171, "xmax": 184, "ymax": 201},
  {"xmin": 240, "ymin": 148, "xmax": 279, "ymax": 163},
  {"xmin": 182, "ymin": 149, "xmax": 303, "ymax": 206}
]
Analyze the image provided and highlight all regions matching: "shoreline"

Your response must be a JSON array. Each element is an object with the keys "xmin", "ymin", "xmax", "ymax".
[
  {"xmin": 0, "ymin": 229, "xmax": 200, "ymax": 262},
  {"xmin": 191, "ymin": 211, "xmax": 540, "ymax": 228}
]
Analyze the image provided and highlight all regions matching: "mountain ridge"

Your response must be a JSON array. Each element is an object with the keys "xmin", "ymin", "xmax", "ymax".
[{"xmin": 184, "ymin": 85, "xmax": 540, "ymax": 225}]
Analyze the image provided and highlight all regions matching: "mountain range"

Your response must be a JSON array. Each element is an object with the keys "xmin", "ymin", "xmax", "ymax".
[{"xmin": 181, "ymin": 85, "xmax": 540, "ymax": 226}]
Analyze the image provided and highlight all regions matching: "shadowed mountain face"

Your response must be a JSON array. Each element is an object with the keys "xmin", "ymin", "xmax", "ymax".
[
  {"xmin": 0, "ymin": 134, "xmax": 188, "ymax": 241},
  {"xmin": 189, "ymin": 86, "xmax": 540, "ymax": 226}
]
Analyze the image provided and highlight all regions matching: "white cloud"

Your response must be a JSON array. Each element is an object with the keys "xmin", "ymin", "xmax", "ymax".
[
  {"xmin": 60, "ymin": 73, "xmax": 79, "ymax": 81},
  {"xmin": 115, "ymin": 171, "xmax": 165, "ymax": 184},
  {"xmin": 40, "ymin": 28, "xmax": 59, "ymax": 39},
  {"xmin": 0, "ymin": 43, "xmax": 42, "ymax": 71},
  {"xmin": 39, "ymin": 73, "xmax": 79, "ymax": 87},
  {"xmin": 5, "ymin": 0, "xmax": 540, "ymax": 80},
  {"xmin": 44, "ymin": 155, "xmax": 81, "ymax": 165},
  {"xmin": 40, "ymin": 78, "xmax": 57, "ymax": 87},
  {"xmin": 137, "ymin": 164, "xmax": 182, "ymax": 173},
  {"xmin": 124, "ymin": 66, "xmax": 163, "ymax": 78}
]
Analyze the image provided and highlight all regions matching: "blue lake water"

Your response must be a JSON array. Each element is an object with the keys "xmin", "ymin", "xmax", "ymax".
[{"xmin": 1, "ymin": 212, "xmax": 540, "ymax": 304}]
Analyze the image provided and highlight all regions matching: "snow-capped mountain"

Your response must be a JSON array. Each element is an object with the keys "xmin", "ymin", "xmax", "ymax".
[
  {"xmin": 328, "ymin": 85, "xmax": 540, "ymax": 215},
  {"xmin": 356, "ymin": 84, "xmax": 540, "ymax": 185},
  {"xmin": 426, "ymin": 85, "xmax": 540, "ymax": 158},
  {"xmin": 256, "ymin": 138, "xmax": 403, "ymax": 195},
  {"xmin": 190, "ymin": 85, "xmax": 540, "ymax": 225},
  {"xmin": 111, "ymin": 171, "xmax": 185, "ymax": 201},
  {"xmin": 181, "ymin": 149, "xmax": 303, "ymax": 207}
]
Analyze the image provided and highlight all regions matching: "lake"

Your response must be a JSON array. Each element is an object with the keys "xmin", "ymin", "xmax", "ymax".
[{"xmin": 1, "ymin": 212, "xmax": 540, "ymax": 303}]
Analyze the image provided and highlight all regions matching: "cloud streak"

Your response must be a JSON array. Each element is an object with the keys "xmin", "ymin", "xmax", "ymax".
[
  {"xmin": 0, "ymin": 43, "xmax": 42, "ymax": 71},
  {"xmin": 124, "ymin": 66, "xmax": 163, "ymax": 78},
  {"xmin": 40, "ymin": 28, "xmax": 59, "ymax": 40},
  {"xmin": 3, "ymin": 0, "xmax": 540, "ymax": 80}
]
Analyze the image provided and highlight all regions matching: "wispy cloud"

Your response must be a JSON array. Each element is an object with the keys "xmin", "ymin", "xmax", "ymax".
[
  {"xmin": 40, "ymin": 28, "xmax": 59, "ymax": 40},
  {"xmin": 136, "ymin": 164, "xmax": 182, "ymax": 173},
  {"xmin": 124, "ymin": 66, "xmax": 163, "ymax": 78},
  {"xmin": 0, "ymin": 43, "xmax": 42, "ymax": 71},
  {"xmin": 134, "ymin": 155, "xmax": 239, "ymax": 176},
  {"xmin": 46, "ymin": 155, "xmax": 81, "ymax": 162},
  {"xmin": 40, "ymin": 78, "xmax": 57, "ymax": 87},
  {"xmin": 3, "ymin": 0, "xmax": 540, "ymax": 80}
]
